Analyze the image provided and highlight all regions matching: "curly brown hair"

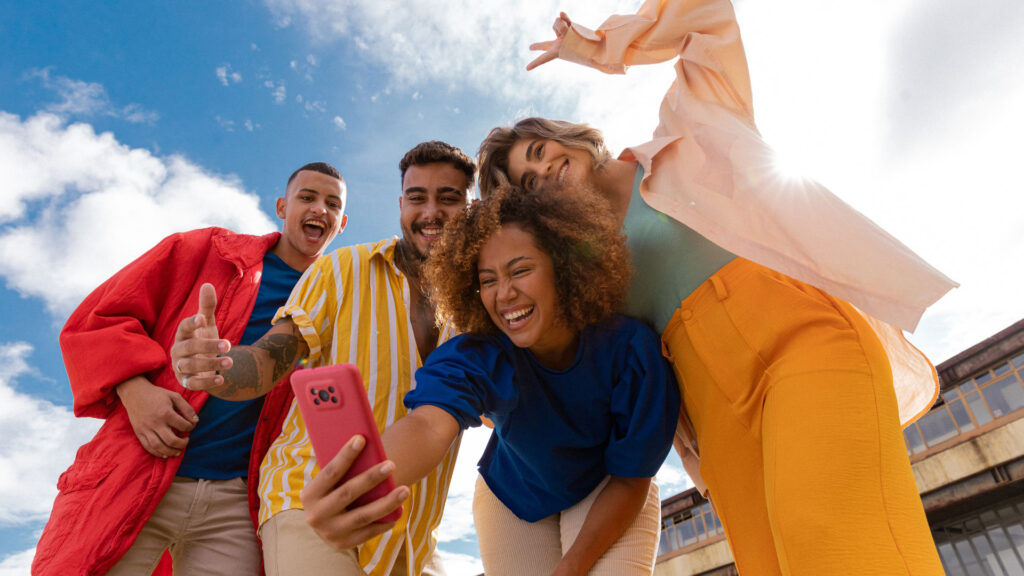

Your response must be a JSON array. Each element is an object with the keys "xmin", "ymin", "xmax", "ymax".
[{"xmin": 424, "ymin": 183, "xmax": 631, "ymax": 336}]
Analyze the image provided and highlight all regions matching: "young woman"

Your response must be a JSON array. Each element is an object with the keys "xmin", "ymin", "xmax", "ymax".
[
  {"xmin": 370, "ymin": 185, "xmax": 678, "ymax": 576},
  {"xmin": 475, "ymin": 1, "xmax": 955, "ymax": 574}
]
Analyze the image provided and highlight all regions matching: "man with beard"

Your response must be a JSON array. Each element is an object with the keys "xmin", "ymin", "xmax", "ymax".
[{"xmin": 171, "ymin": 141, "xmax": 475, "ymax": 576}]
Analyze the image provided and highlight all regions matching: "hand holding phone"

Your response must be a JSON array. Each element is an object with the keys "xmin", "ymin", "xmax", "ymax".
[{"xmin": 291, "ymin": 364, "xmax": 402, "ymax": 523}]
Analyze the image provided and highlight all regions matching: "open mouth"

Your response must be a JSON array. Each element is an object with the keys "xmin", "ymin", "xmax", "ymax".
[
  {"xmin": 557, "ymin": 161, "xmax": 568, "ymax": 185},
  {"xmin": 303, "ymin": 219, "xmax": 326, "ymax": 242},
  {"xmin": 419, "ymin": 224, "xmax": 443, "ymax": 241},
  {"xmin": 502, "ymin": 306, "xmax": 534, "ymax": 330}
]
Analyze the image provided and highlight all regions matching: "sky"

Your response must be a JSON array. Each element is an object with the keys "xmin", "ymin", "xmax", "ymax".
[{"xmin": 1, "ymin": 0, "xmax": 1022, "ymax": 574}]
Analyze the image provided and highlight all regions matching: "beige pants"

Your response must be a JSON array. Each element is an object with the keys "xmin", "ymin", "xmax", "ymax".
[
  {"xmin": 473, "ymin": 476, "xmax": 661, "ymax": 576},
  {"xmin": 107, "ymin": 476, "xmax": 261, "ymax": 576},
  {"xmin": 260, "ymin": 509, "xmax": 447, "ymax": 576}
]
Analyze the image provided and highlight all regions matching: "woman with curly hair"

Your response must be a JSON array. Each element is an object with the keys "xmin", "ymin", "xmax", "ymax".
[
  {"xmin": 475, "ymin": 1, "xmax": 954, "ymax": 574},
  {"xmin": 360, "ymin": 184, "xmax": 678, "ymax": 576}
]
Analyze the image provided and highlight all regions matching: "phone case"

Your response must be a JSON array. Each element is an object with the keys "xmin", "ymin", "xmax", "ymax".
[{"xmin": 290, "ymin": 364, "xmax": 402, "ymax": 523}]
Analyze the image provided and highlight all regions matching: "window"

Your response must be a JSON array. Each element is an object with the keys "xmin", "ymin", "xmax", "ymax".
[
  {"xmin": 932, "ymin": 496, "xmax": 1024, "ymax": 576},
  {"xmin": 906, "ymin": 354, "xmax": 1024, "ymax": 455}
]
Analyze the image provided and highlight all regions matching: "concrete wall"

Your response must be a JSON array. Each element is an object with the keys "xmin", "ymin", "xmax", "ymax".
[
  {"xmin": 655, "ymin": 539, "xmax": 733, "ymax": 576},
  {"xmin": 912, "ymin": 417, "xmax": 1024, "ymax": 493}
]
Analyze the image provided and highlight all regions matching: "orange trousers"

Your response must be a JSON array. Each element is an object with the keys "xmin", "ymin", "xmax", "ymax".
[{"xmin": 661, "ymin": 259, "xmax": 943, "ymax": 575}]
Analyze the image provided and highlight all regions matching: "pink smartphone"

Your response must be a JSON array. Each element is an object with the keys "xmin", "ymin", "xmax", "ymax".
[{"xmin": 291, "ymin": 364, "xmax": 402, "ymax": 523}]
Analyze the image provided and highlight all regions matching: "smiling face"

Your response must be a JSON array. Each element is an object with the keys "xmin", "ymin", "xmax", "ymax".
[
  {"xmin": 477, "ymin": 223, "xmax": 579, "ymax": 369},
  {"xmin": 506, "ymin": 138, "xmax": 595, "ymax": 194},
  {"xmin": 275, "ymin": 170, "xmax": 348, "ymax": 270},
  {"xmin": 399, "ymin": 162, "xmax": 470, "ymax": 260}
]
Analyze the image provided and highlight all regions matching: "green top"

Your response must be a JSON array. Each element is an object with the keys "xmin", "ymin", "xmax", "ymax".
[{"xmin": 623, "ymin": 166, "xmax": 736, "ymax": 333}]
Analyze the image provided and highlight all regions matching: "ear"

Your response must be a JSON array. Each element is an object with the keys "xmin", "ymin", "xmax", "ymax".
[
  {"xmin": 337, "ymin": 214, "xmax": 348, "ymax": 233},
  {"xmin": 398, "ymin": 196, "xmax": 404, "ymax": 210},
  {"xmin": 275, "ymin": 197, "xmax": 286, "ymax": 219}
]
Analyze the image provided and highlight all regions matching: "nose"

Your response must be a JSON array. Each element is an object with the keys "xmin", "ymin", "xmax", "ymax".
[
  {"xmin": 422, "ymin": 198, "xmax": 443, "ymax": 221},
  {"xmin": 497, "ymin": 277, "xmax": 517, "ymax": 302}
]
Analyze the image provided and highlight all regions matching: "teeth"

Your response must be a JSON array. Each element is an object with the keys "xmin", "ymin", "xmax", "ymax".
[
  {"xmin": 304, "ymin": 220, "xmax": 325, "ymax": 229},
  {"xmin": 503, "ymin": 307, "xmax": 533, "ymax": 321},
  {"xmin": 558, "ymin": 162, "xmax": 568, "ymax": 183}
]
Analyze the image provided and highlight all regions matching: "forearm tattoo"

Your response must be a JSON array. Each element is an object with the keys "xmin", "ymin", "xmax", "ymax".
[{"xmin": 220, "ymin": 333, "xmax": 302, "ymax": 398}]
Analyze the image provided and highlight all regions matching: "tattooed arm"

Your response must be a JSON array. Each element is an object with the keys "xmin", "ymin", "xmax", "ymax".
[{"xmin": 170, "ymin": 283, "xmax": 309, "ymax": 401}]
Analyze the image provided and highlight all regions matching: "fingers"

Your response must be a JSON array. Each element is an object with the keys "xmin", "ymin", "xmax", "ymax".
[
  {"xmin": 135, "ymin": 428, "xmax": 187, "ymax": 459},
  {"xmin": 526, "ymin": 51, "xmax": 559, "ymax": 71},
  {"xmin": 529, "ymin": 40, "xmax": 555, "ymax": 52},
  {"xmin": 168, "ymin": 394, "xmax": 199, "ymax": 431},
  {"xmin": 554, "ymin": 12, "xmax": 571, "ymax": 35},
  {"xmin": 198, "ymin": 283, "xmax": 218, "ymax": 325},
  {"xmin": 305, "ymin": 435, "xmax": 366, "ymax": 501}
]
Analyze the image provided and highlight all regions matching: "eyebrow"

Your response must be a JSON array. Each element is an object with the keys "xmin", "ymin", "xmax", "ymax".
[
  {"xmin": 519, "ymin": 141, "xmax": 538, "ymax": 189},
  {"xmin": 478, "ymin": 255, "xmax": 533, "ymax": 276},
  {"xmin": 403, "ymin": 186, "xmax": 467, "ymax": 196},
  {"xmin": 298, "ymin": 187, "xmax": 341, "ymax": 200}
]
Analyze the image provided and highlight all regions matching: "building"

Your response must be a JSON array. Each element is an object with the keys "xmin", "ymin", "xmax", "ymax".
[{"xmin": 655, "ymin": 319, "xmax": 1024, "ymax": 575}]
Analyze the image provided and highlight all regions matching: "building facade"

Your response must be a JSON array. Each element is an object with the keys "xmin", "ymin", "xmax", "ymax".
[{"xmin": 655, "ymin": 319, "xmax": 1024, "ymax": 575}]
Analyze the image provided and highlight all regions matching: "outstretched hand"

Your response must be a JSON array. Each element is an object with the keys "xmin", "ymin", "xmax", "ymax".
[
  {"xmin": 171, "ymin": 283, "xmax": 232, "ymax": 392},
  {"xmin": 527, "ymin": 12, "xmax": 571, "ymax": 71},
  {"xmin": 302, "ymin": 435, "xmax": 409, "ymax": 550}
]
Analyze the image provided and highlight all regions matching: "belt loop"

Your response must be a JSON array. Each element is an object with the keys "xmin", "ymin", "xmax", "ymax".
[
  {"xmin": 661, "ymin": 338, "xmax": 675, "ymax": 362},
  {"xmin": 710, "ymin": 275, "xmax": 728, "ymax": 301}
]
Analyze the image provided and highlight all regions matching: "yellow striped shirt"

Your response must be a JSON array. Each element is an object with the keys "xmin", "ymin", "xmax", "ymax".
[{"xmin": 258, "ymin": 238, "xmax": 460, "ymax": 576}]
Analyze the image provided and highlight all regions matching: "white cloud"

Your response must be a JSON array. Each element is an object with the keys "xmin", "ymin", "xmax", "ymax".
[
  {"xmin": 215, "ymin": 64, "xmax": 243, "ymax": 86},
  {"xmin": 27, "ymin": 69, "xmax": 158, "ymax": 125},
  {"xmin": 215, "ymin": 115, "xmax": 235, "ymax": 131},
  {"xmin": 435, "ymin": 427, "xmax": 489, "ymax": 544},
  {"xmin": 0, "ymin": 548, "xmax": 34, "ymax": 576},
  {"xmin": 0, "ymin": 111, "xmax": 275, "ymax": 316},
  {"xmin": 0, "ymin": 342, "xmax": 101, "ymax": 529},
  {"xmin": 332, "ymin": 116, "xmax": 347, "ymax": 130},
  {"xmin": 435, "ymin": 550, "xmax": 483, "ymax": 576},
  {"xmin": 244, "ymin": 119, "xmax": 257, "ymax": 132},
  {"xmin": 264, "ymin": 80, "xmax": 287, "ymax": 104}
]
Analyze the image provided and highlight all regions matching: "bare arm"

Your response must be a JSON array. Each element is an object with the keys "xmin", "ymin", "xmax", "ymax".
[
  {"xmin": 381, "ymin": 405, "xmax": 461, "ymax": 488},
  {"xmin": 116, "ymin": 375, "xmax": 197, "ymax": 458},
  {"xmin": 170, "ymin": 283, "xmax": 309, "ymax": 400},
  {"xmin": 553, "ymin": 476, "xmax": 652, "ymax": 576}
]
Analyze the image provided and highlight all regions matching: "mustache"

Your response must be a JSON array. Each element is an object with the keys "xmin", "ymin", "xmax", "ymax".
[{"xmin": 411, "ymin": 219, "xmax": 444, "ymax": 234}]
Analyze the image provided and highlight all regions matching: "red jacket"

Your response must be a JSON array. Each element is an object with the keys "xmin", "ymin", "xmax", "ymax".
[{"xmin": 33, "ymin": 227, "xmax": 294, "ymax": 575}]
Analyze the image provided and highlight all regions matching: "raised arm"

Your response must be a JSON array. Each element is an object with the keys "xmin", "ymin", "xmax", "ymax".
[
  {"xmin": 171, "ymin": 283, "xmax": 308, "ymax": 401},
  {"xmin": 528, "ymin": 0, "xmax": 753, "ymax": 119},
  {"xmin": 381, "ymin": 405, "xmax": 462, "ymax": 488},
  {"xmin": 299, "ymin": 405, "xmax": 460, "ymax": 551}
]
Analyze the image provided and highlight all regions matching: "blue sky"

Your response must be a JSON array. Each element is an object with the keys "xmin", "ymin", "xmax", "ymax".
[{"xmin": 1, "ymin": 0, "xmax": 1023, "ymax": 574}]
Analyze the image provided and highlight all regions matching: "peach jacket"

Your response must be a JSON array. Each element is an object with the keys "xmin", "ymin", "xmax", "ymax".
[{"xmin": 553, "ymin": 0, "xmax": 956, "ymax": 483}]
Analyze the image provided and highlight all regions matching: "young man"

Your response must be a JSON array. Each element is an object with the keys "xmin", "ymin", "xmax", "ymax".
[
  {"xmin": 33, "ymin": 163, "xmax": 348, "ymax": 575},
  {"xmin": 172, "ymin": 141, "xmax": 476, "ymax": 576}
]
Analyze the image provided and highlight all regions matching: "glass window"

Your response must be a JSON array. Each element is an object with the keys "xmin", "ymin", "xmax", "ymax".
[
  {"xmin": 963, "ymin": 380, "xmax": 978, "ymax": 393},
  {"xmin": 953, "ymin": 540, "xmax": 984, "ymax": 575},
  {"xmin": 966, "ymin": 391, "xmax": 995, "ymax": 426},
  {"xmin": 659, "ymin": 530, "xmax": 670, "ymax": 555},
  {"xmin": 989, "ymin": 527, "xmax": 1024, "ymax": 576},
  {"xmin": 1011, "ymin": 352, "xmax": 1024, "ymax": 368},
  {"xmin": 678, "ymin": 520, "xmax": 697, "ymax": 547},
  {"xmin": 949, "ymin": 399, "xmax": 975, "ymax": 433},
  {"xmin": 904, "ymin": 425, "xmax": 925, "ymax": 454},
  {"xmin": 969, "ymin": 533, "xmax": 1000, "ymax": 575},
  {"xmin": 978, "ymin": 372, "xmax": 994, "ymax": 385},
  {"xmin": 938, "ymin": 541, "xmax": 968, "ymax": 576},
  {"xmin": 917, "ymin": 407, "xmax": 959, "ymax": 447},
  {"xmin": 994, "ymin": 362, "xmax": 1012, "ymax": 377},
  {"xmin": 944, "ymin": 388, "xmax": 963, "ymax": 402},
  {"xmin": 982, "ymin": 377, "xmax": 1024, "ymax": 419},
  {"xmin": 1008, "ymin": 523, "xmax": 1024, "ymax": 557}
]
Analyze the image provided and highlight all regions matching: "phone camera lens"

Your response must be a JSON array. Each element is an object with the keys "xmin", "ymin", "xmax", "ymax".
[
  {"xmin": 318, "ymin": 389, "xmax": 331, "ymax": 402},
  {"xmin": 331, "ymin": 396, "xmax": 339, "ymax": 403},
  {"xmin": 328, "ymin": 386, "xmax": 335, "ymax": 393}
]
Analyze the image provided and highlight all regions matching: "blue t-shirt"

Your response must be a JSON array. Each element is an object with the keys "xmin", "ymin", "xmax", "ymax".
[
  {"xmin": 404, "ymin": 315, "xmax": 680, "ymax": 522},
  {"xmin": 177, "ymin": 252, "xmax": 302, "ymax": 479}
]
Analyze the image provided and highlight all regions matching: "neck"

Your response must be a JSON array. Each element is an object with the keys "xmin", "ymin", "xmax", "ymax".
[
  {"xmin": 270, "ymin": 241, "xmax": 315, "ymax": 272},
  {"xmin": 592, "ymin": 158, "xmax": 639, "ymax": 223},
  {"xmin": 394, "ymin": 239, "xmax": 424, "ymax": 283},
  {"xmin": 531, "ymin": 330, "xmax": 581, "ymax": 371}
]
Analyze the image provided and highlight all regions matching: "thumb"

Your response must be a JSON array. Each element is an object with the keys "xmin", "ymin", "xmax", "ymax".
[{"xmin": 198, "ymin": 283, "xmax": 218, "ymax": 326}]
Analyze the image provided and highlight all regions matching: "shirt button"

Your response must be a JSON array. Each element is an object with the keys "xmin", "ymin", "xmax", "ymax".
[{"xmin": 681, "ymin": 309, "xmax": 693, "ymax": 321}]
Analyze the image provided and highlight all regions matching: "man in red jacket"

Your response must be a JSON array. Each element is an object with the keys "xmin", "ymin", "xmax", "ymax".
[{"xmin": 32, "ymin": 162, "xmax": 348, "ymax": 576}]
